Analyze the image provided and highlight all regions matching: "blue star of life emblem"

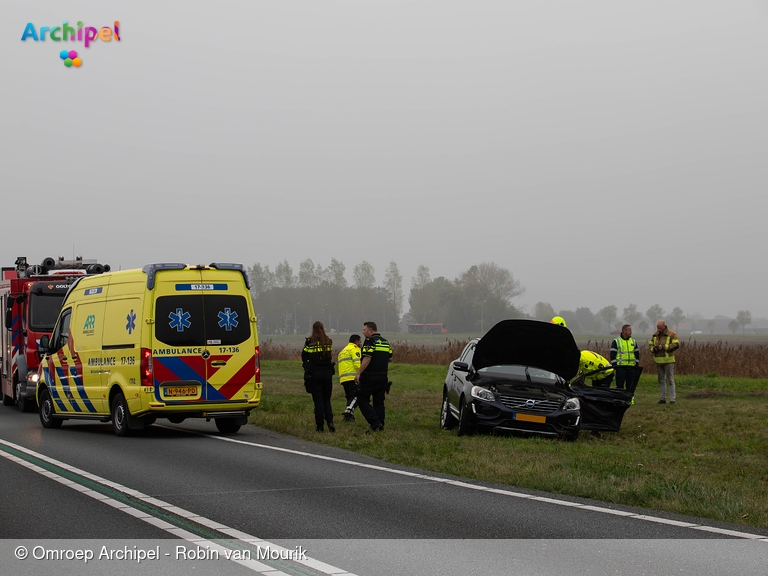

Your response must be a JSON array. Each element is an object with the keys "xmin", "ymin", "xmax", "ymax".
[
  {"xmin": 217, "ymin": 308, "xmax": 239, "ymax": 331},
  {"xmin": 126, "ymin": 309, "xmax": 137, "ymax": 334},
  {"xmin": 169, "ymin": 308, "xmax": 192, "ymax": 332}
]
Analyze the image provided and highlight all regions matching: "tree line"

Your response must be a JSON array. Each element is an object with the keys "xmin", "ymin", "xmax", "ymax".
[
  {"xmin": 248, "ymin": 260, "xmax": 524, "ymax": 335},
  {"xmin": 248, "ymin": 259, "xmax": 754, "ymax": 335},
  {"xmin": 532, "ymin": 302, "xmax": 754, "ymax": 335}
]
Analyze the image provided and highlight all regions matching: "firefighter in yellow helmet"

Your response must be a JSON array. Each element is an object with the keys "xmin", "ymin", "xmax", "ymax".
[
  {"xmin": 550, "ymin": 316, "xmax": 567, "ymax": 328},
  {"xmin": 579, "ymin": 350, "xmax": 615, "ymax": 388}
]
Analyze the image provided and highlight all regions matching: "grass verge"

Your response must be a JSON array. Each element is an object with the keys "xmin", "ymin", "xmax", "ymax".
[{"xmin": 251, "ymin": 360, "xmax": 768, "ymax": 530}]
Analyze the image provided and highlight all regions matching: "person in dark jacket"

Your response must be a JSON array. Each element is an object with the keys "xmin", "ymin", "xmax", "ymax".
[
  {"xmin": 354, "ymin": 321, "xmax": 392, "ymax": 434},
  {"xmin": 302, "ymin": 321, "xmax": 335, "ymax": 432}
]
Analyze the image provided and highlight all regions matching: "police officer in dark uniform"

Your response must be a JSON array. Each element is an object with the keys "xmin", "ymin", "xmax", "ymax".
[
  {"xmin": 302, "ymin": 321, "xmax": 335, "ymax": 432},
  {"xmin": 354, "ymin": 321, "xmax": 392, "ymax": 434}
]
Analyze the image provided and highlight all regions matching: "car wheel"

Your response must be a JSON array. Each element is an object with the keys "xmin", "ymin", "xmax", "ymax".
[
  {"xmin": 440, "ymin": 391, "xmax": 458, "ymax": 430},
  {"xmin": 561, "ymin": 431, "xmax": 579, "ymax": 442},
  {"xmin": 457, "ymin": 397, "xmax": 474, "ymax": 437},
  {"xmin": 39, "ymin": 389, "xmax": 62, "ymax": 429},
  {"xmin": 215, "ymin": 419, "xmax": 241, "ymax": 435},
  {"xmin": 111, "ymin": 393, "xmax": 132, "ymax": 437}
]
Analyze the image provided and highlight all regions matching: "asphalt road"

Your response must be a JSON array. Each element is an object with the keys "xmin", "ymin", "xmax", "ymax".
[{"xmin": 1, "ymin": 405, "xmax": 767, "ymax": 576}]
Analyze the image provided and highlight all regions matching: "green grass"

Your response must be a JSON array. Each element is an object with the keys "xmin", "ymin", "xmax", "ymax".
[{"xmin": 250, "ymin": 360, "xmax": 768, "ymax": 530}]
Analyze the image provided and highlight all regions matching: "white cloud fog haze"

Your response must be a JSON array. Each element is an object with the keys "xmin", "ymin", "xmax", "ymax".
[{"xmin": 2, "ymin": 0, "xmax": 767, "ymax": 319}]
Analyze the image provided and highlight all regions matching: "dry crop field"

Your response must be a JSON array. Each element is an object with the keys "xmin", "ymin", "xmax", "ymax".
[{"xmin": 260, "ymin": 336, "xmax": 768, "ymax": 379}]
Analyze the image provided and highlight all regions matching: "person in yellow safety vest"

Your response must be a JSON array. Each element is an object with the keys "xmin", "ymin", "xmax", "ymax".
[
  {"xmin": 338, "ymin": 334, "xmax": 362, "ymax": 422},
  {"xmin": 610, "ymin": 324, "xmax": 640, "ymax": 390},
  {"xmin": 579, "ymin": 350, "xmax": 614, "ymax": 387},
  {"xmin": 649, "ymin": 319, "xmax": 680, "ymax": 404},
  {"xmin": 550, "ymin": 316, "xmax": 567, "ymax": 328}
]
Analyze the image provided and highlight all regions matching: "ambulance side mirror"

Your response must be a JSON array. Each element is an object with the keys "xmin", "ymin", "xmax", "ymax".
[{"xmin": 39, "ymin": 335, "xmax": 50, "ymax": 355}]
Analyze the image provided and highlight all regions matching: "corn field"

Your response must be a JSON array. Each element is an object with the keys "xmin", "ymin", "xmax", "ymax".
[{"xmin": 260, "ymin": 338, "xmax": 768, "ymax": 379}]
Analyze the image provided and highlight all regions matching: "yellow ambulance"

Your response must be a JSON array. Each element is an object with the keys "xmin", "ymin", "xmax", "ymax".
[{"xmin": 35, "ymin": 262, "xmax": 261, "ymax": 436}]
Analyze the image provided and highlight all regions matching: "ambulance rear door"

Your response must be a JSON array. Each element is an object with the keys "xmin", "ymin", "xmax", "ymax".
[{"xmin": 197, "ymin": 269, "xmax": 255, "ymax": 403}]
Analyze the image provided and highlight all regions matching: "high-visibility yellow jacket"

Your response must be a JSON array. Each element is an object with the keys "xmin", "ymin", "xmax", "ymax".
[
  {"xmin": 649, "ymin": 329, "xmax": 679, "ymax": 364},
  {"xmin": 610, "ymin": 336, "xmax": 639, "ymax": 366},
  {"xmin": 337, "ymin": 342, "xmax": 361, "ymax": 383},
  {"xmin": 579, "ymin": 350, "xmax": 614, "ymax": 380}
]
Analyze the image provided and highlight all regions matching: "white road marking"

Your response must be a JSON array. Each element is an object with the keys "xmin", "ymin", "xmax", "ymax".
[
  {"xmin": 0, "ymin": 439, "xmax": 358, "ymax": 576},
  {"xmin": 202, "ymin": 430, "xmax": 768, "ymax": 542}
]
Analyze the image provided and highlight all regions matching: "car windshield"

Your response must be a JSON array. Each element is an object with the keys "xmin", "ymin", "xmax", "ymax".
[{"xmin": 478, "ymin": 365, "xmax": 560, "ymax": 381}]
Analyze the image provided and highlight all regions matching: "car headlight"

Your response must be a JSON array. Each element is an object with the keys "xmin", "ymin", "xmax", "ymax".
[
  {"xmin": 470, "ymin": 386, "xmax": 495, "ymax": 402},
  {"xmin": 564, "ymin": 397, "xmax": 580, "ymax": 411}
]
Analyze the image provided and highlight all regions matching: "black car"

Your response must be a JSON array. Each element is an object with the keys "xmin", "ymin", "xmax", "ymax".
[{"xmin": 440, "ymin": 319, "xmax": 638, "ymax": 441}]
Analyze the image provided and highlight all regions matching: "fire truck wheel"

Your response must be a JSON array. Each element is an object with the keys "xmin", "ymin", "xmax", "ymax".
[
  {"xmin": 16, "ymin": 381, "xmax": 34, "ymax": 413},
  {"xmin": 111, "ymin": 393, "xmax": 132, "ymax": 437},
  {"xmin": 39, "ymin": 389, "xmax": 63, "ymax": 429},
  {"xmin": 2, "ymin": 393, "xmax": 13, "ymax": 406}
]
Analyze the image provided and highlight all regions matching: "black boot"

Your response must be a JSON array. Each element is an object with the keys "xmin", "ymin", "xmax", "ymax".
[
  {"xmin": 316, "ymin": 424, "xmax": 324, "ymax": 432},
  {"xmin": 327, "ymin": 421, "xmax": 336, "ymax": 433}
]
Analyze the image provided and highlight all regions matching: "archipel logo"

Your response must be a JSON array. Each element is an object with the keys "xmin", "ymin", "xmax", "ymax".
[{"xmin": 21, "ymin": 21, "xmax": 121, "ymax": 68}]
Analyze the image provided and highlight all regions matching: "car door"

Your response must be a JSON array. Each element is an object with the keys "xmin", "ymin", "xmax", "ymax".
[
  {"xmin": 447, "ymin": 341, "xmax": 476, "ymax": 409},
  {"xmin": 571, "ymin": 367, "xmax": 643, "ymax": 432}
]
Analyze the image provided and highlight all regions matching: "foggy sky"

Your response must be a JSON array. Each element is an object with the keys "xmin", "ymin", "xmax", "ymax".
[{"xmin": 3, "ymin": 0, "xmax": 767, "ymax": 319}]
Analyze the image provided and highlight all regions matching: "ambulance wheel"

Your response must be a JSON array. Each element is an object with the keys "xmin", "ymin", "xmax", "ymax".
[
  {"xmin": 215, "ymin": 419, "xmax": 241, "ymax": 435},
  {"xmin": 39, "ymin": 389, "xmax": 62, "ymax": 429},
  {"xmin": 111, "ymin": 393, "xmax": 132, "ymax": 437}
]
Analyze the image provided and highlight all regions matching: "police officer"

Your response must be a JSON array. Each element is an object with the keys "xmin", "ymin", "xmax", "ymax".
[
  {"xmin": 354, "ymin": 321, "xmax": 392, "ymax": 434},
  {"xmin": 302, "ymin": 321, "xmax": 335, "ymax": 432},
  {"xmin": 338, "ymin": 334, "xmax": 362, "ymax": 422},
  {"xmin": 610, "ymin": 324, "xmax": 640, "ymax": 390}
]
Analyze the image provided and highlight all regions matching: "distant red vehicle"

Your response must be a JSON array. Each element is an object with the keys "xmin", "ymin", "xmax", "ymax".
[
  {"xmin": 408, "ymin": 323, "xmax": 448, "ymax": 334},
  {"xmin": 1, "ymin": 256, "xmax": 109, "ymax": 411}
]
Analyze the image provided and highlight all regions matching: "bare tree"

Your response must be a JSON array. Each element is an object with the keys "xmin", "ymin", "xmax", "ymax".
[
  {"xmin": 412, "ymin": 264, "xmax": 431, "ymax": 289},
  {"xmin": 474, "ymin": 262, "xmax": 525, "ymax": 302},
  {"xmin": 353, "ymin": 261, "xmax": 376, "ymax": 289},
  {"xmin": 622, "ymin": 303, "xmax": 643, "ymax": 326},
  {"xmin": 668, "ymin": 307, "xmax": 685, "ymax": 332},
  {"xmin": 736, "ymin": 310, "xmax": 752, "ymax": 334},
  {"xmin": 383, "ymin": 261, "xmax": 404, "ymax": 317},
  {"xmin": 247, "ymin": 263, "xmax": 275, "ymax": 298},
  {"xmin": 274, "ymin": 260, "xmax": 295, "ymax": 289},
  {"xmin": 533, "ymin": 302, "xmax": 555, "ymax": 321},
  {"xmin": 646, "ymin": 304, "xmax": 665, "ymax": 326},
  {"xmin": 324, "ymin": 258, "xmax": 347, "ymax": 288},
  {"xmin": 298, "ymin": 259, "xmax": 320, "ymax": 289},
  {"xmin": 598, "ymin": 305, "xmax": 618, "ymax": 333}
]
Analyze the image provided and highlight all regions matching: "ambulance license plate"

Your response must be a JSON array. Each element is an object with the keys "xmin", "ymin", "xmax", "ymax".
[
  {"xmin": 514, "ymin": 413, "xmax": 546, "ymax": 424},
  {"xmin": 164, "ymin": 386, "xmax": 198, "ymax": 397}
]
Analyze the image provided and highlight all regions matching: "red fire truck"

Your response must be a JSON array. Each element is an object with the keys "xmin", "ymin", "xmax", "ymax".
[{"xmin": 1, "ymin": 256, "xmax": 109, "ymax": 411}]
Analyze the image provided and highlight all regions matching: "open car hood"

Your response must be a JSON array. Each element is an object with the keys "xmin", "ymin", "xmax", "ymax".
[{"xmin": 472, "ymin": 319, "xmax": 581, "ymax": 380}]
